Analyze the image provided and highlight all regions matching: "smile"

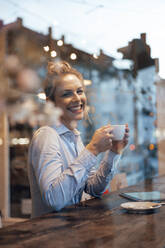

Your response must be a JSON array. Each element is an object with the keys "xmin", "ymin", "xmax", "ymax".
[{"xmin": 68, "ymin": 104, "xmax": 83, "ymax": 113}]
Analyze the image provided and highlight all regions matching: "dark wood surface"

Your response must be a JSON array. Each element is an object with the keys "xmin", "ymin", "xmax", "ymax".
[{"xmin": 1, "ymin": 176, "xmax": 165, "ymax": 248}]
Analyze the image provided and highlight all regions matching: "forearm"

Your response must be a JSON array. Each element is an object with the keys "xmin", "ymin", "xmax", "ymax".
[{"xmin": 85, "ymin": 151, "xmax": 120, "ymax": 197}]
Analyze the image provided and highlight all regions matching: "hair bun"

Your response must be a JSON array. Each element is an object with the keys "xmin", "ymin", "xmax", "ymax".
[{"xmin": 47, "ymin": 61, "xmax": 71, "ymax": 75}]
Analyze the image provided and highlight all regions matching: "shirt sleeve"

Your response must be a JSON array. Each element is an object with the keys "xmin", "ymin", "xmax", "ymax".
[
  {"xmin": 84, "ymin": 150, "xmax": 121, "ymax": 197},
  {"xmin": 30, "ymin": 127, "xmax": 98, "ymax": 211}
]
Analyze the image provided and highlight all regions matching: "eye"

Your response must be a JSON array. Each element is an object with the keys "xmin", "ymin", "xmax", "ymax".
[
  {"xmin": 77, "ymin": 89, "xmax": 84, "ymax": 95},
  {"xmin": 62, "ymin": 92, "xmax": 73, "ymax": 97}
]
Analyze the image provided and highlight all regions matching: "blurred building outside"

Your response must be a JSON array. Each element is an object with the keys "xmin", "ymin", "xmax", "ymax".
[{"xmin": 0, "ymin": 17, "xmax": 160, "ymax": 218}]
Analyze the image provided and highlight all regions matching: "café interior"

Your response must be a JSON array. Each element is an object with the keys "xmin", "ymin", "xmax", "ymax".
[{"xmin": 0, "ymin": 2, "xmax": 165, "ymax": 247}]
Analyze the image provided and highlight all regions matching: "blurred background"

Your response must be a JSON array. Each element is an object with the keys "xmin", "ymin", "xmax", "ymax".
[{"xmin": 0, "ymin": 0, "xmax": 165, "ymax": 221}]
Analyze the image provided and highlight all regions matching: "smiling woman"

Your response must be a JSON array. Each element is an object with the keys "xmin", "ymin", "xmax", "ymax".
[
  {"xmin": 55, "ymin": 75, "xmax": 86, "ymax": 128},
  {"xmin": 27, "ymin": 60, "xmax": 129, "ymax": 218},
  {"xmin": 44, "ymin": 61, "xmax": 87, "ymax": 129}
]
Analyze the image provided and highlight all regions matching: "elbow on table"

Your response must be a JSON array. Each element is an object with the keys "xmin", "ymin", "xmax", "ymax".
[
  {"xmin": 85, "ymin": 187, "xmax": 103, "ymax": 198},
  {"xmin": 44, "ymin": 190, "xmax": 66, "ymax": 212},
  {"xmin": 92, "ymin": 192, "xmax": 102, "ymax": 198}
]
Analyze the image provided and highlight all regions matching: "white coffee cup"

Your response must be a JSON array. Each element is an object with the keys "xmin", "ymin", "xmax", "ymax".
[{"xmin": 111, "ymin": 125, "xmax": 125, "ymax": 141}]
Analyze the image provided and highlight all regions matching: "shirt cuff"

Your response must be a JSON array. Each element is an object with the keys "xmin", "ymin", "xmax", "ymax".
[{"xmin": 102, "ymin": 150, "xmax": 121, "ymax": 171}]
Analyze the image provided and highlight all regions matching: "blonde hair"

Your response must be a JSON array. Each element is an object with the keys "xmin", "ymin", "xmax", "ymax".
[{"xmin": 44, "ymin": 61, "xmax": 84, "ymax": 102}]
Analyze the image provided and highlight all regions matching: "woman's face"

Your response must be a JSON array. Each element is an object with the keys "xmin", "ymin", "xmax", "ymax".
[{"xmin": 54, "ymin": 74, "xmax": 87, "ymax": 129}]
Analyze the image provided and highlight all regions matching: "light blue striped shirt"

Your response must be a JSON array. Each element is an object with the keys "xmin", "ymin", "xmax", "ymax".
[{"xmin": 28, "ymin": 124, "xmax": 120, "ymax": 218}]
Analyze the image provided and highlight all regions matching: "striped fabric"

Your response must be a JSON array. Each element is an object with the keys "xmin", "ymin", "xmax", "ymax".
[{"xmin": 28, "ymin": 124, "xmax": 120, "ymax": 218}]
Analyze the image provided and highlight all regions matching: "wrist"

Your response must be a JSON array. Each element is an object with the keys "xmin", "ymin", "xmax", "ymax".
[
  {"xmin": 86, "ymin": 143, "xmax": 99, "ymax": 156},
  {"xmin": 111, "ymin": 149, "xmax": 121, "ymax": 154},
  {"xmin": 111, "ymin": 141, "xmax": 125, "ymax": 154}
]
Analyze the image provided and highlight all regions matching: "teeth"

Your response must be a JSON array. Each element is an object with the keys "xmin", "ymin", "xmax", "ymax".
[{"xmin": 70, "ymin": 106, "xmax": 81, "ymax": 111}]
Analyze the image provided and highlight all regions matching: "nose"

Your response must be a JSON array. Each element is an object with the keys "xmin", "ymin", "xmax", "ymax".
[{"xmin": 72, "ymin": 93, "xmax": 81, "ymax": 101}]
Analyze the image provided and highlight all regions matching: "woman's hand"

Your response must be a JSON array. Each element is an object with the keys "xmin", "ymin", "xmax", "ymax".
[
  {"xmin": 111, "ymin": 123, "xmax": 129, "ymax": 154},
  {"xmin": 86, "ymin": 125, "xmax": 113, "ymax": 156}
]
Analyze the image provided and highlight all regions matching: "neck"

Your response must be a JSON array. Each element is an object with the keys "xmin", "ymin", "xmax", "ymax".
[{"xmin": 61, "ymin": 119, "xmax": 78, "ymax": 130}]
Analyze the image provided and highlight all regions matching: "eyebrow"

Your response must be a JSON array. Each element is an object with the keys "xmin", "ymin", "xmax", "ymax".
[{"xmin": 63, "ymin": 87, "xmax": 83, "ymax": 92}]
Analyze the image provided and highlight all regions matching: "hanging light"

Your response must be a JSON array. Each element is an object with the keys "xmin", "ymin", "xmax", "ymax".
[
  {"xmin": 57, "ymin": 40, "xmax": 63, "ymax": 46},
  {"xmin": 11, "ymin": 138, "xmax": 30, "ymax": 145},
  {"xmin": 37, "ymin": 92, "xmax": 46, "ymax": 100},
  {"xmin": 93, "ymin": 53, "xmax": 98, "ymax": 59},
  {"xmin": 51, "ymin": 50, "xmax": 57, "ymax": 57},
  {"xmin": 149, "ymin": 144, "xmax": 155, "ymax": 150},
  {"xmin": 43, "ymin": 46, "xmax": 50, "ymax": 52},
  {"xmin": 129, "ymin": 144, "xmax": 135, "ymax": 151},
  {"xmin": 70, "ymin": 53, "xmax": 77, "ymax": 60}
]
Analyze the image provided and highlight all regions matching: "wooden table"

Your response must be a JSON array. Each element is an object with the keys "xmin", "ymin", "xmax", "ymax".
[{"xmin": 1, "ymin": 176, "xmax": 165, "ymax": 248}]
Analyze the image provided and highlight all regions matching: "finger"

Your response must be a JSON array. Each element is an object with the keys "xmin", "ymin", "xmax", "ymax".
[
  {"xmin": 125, "ymin": 123, "xmax": 129, "ymax": 132},
  {"xmin": 125, "ymin": 127, "xmax": 129, "ymax": 133},
  {"xmin": 102, "ymin": 125, "xmax": 112, "ymax": 131},
  {"xmin": 106, "ymin": 126, "xmax": 114, "ymax": 134},
  {"xmin": 100, "ymin": 127, "xmax": 113, "ymax": 135},
  {"xmin": 124, "ymin": 133, "xmax": 129, "ymax": 138},
  {"xmin": 107, "ymin": 133, "xmax": 114, "ymax": 139},
  {"xmin": 110, "ymin": 134, "xmax": 114, "ymax": 140},
  {"xmin": 109, "ymin": 138, "xmax": 112, "ymax": 145},
  {"xmin": 123, "ymin": 135, "xmax": 129, "ymax": 143},
  {"xmin": 124, "ymin": 137, "xmax": 129, "ymax": 142}
]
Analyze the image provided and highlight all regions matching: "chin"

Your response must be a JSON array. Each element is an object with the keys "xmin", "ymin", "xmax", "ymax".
[{"xmin": 76, "ymin": 113, "xmax": 84, "ymax": 120}]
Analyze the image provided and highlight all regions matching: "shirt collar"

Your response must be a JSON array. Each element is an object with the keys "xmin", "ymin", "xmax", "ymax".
[{"xmin": 51, "ymin": 123, "xmax": 80, "ymax": 136}]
